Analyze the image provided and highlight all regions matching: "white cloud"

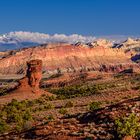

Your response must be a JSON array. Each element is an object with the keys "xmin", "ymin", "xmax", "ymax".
[{"xmin": 0, "ymin": 31, "xmax": 96, "ymax": 44}]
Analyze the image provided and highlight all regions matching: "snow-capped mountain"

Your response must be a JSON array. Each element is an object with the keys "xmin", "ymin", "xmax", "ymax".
[
  {"xmin": 0, "ymin": 31, "xmax": 96, "ymax": 51},
  {"xmin": 0, "ymin": 31, "xmax": 138, "ymax": 51}
]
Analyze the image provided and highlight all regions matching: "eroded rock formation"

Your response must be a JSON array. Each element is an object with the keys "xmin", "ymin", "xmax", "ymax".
[
  {"xmin": 89, "ymin": 39, "xmax": 113, "ymax": 48},
  {"xmin": 0, "ymin": 43, "xmax": 139, "ymax": 74},
  {"xmin": 18, "ymin": 60, "xmax": 42, "ymax": 93},
  {"xmin": 26, "ymin": 59, "xmax": 42, "ymax": 89},
  {"xmin": 18, "ymin": 59, "xmax": 48, "ymax": 95},
  {"xmin": 0, "ymin": 59, "xmax": 53, "ymax": 103},
  {"xmin": 113, "ymin": 38, "xmax": 140, "ymax": 64}
]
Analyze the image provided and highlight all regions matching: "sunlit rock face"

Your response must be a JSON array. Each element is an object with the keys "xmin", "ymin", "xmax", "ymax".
[
  {"xmin": 113, "ymin": 38, "xmax": 140, "ymax": 63},
  {"xmin": 18, "ymin": 59, "xmax": 43, "ymax": 95},
  {"xmin": 0, "ymin": 43, "xmax": 138, "ymax": 74},
  {"xmin": 114, "ymin": 38, "xmax": 140, "ymax": 52},
  {"xmin": 16, "ymin": 59, "xmax": 53, "ymax": 97},
  {"xmin": 90, "ymin": 39, "xmax": 113, "ymax": 48},
  {"xmin": 0, "ymin": 59, "xmax": 53, "ymax": 103},
  {"xmin": 26, "ymin": 60, "xmax": 42, "ymax": 89}
]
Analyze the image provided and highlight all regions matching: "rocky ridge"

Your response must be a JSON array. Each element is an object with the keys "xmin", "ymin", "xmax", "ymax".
[
  {"xmin": 114, "ymin": 38, "xmax": 140, "ymax": 53},
  {"xmin": 0, "ymin": 42, "xmax": 139, "ymax": 75}
]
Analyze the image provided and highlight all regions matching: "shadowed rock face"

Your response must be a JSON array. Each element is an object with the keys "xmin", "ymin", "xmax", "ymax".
[{"xmin": 26, "ymin": 60, "xmax": 42, "ymax": 89}]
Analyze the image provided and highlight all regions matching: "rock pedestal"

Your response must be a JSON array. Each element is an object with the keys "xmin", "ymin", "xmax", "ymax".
[
  {"xmin": 0, "ymin": 59, "xmax": 54, "ymax": 103},
  {"xmin": 26, "ymin": 59, "xmax": 42, "ymax": 89},
  {"xmin": 17, "ymin": 59, "xmax": 53, "ymax": 96}
]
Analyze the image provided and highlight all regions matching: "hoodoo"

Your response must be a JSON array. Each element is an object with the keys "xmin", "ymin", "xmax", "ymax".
[
  {"xmin": 17, "ymin": 59, "xmax": 53, "ymax": 95},
  {"xmin": 19, "ymin": 59, "xmax": 43, "ymax": 94},
  {"xmin": 0, "ymin": 59, "xmax": 53, "ymax": 103},
  {"xmin": 26, "ymin": 59, "xmax": 42, "ymax": 91}
]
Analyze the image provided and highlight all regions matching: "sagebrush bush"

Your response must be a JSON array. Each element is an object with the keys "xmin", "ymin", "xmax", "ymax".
[
  {"xmin": 65, "ymin": 101, "xmax": 74, "ymax": 108},
  {"xmin": 88, "ymin": 101, "xmax": 101, "ymax": 111},
  {"xmin": 0, "ymin": 118, "xmax": 9, "ymax": 133},
  {"xmin": 44, "ymin": 103, "xmax": 54, "ymax": 110},
  {"xmin": 34, "ymin": 103, "xmax": 54, "ymax": 112},
  {"xmin": 115, "ymin": 113, "xmax": 140, "ymax": 138},
  {"xmin": 49, "ymin": 84, "xmax": 100, "ymax": 99},
  {"xmin": 59, "ymin": 108, "xmax": 68, "ymax": 115},
  {"xmin": 0, "ymin": 99, "xmax": 33, "ymax": 133}
]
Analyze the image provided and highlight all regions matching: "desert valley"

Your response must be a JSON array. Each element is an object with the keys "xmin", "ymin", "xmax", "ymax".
[{"xmin": 0, "ymin": 35, "xmax": 139, "ymax": 140}]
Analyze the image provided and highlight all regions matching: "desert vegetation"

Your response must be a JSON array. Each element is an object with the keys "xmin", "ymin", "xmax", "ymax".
[
  {"xmin": 115, "ymin": 113, "xmax": 140, "ymax": 139},
  {"xmin": 0, "ymin": 72, "xmax": 140, "ymax": 139},
  {"xmin": 88, "ymin": 101, "xmax": 102, "ymax": 111},
  {"xmin": 48, "ymin": 84, "xmax": 100, "ymax": 99},
  {"xmin": 0, "ymin": 99, "xmax": 33, "ymax": 133}
]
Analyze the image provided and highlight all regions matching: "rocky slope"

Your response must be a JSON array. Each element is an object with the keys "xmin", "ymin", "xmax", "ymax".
[
  {"xmin": 115, "ymin": 38, "xmax": 140, "ymax": 49},
  {"xmin": 0, "ymin": 43, "xmax": 138, "ymax": 75},
  {"xmin": 114, "ymin": 38, "xmax": 140, "ymax": 63},
  {"xmin": 114, "ymin": 38, "xmax": 140, "ymax": 54}
]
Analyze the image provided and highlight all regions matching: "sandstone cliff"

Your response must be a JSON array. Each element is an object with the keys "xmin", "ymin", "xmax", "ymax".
[
  {"xmin": 114, "ymin": 38, "xmax": 140, "ymax": 63},
  {"xmin": 114, "ymin": 38, "xmax": 140, "ymax": 52},
  {"xmin": 0, "ymin": 43, "xmax": 138, "ymax": 74},
  {"xmin": 88, "ymin": 39, "xmax": 113, "ymax": 48}
]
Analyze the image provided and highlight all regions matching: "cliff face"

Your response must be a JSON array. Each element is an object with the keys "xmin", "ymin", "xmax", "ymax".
[
  {"xmin": 0, "ymin": 43, "xmax": 138, "ymax": 74},
  {"xmin": 114, "ymin": 38, "xmax": 140, "ymax": 53},
  {"xmin": 113, "ymin": 38, "xmax": 140, "ymax": 63}
]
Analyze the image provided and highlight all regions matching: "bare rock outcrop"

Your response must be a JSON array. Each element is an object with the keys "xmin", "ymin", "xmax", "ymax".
[
  {"xmin": 26, "ymin": 59, "xmax": 42, "ymax": 89},
  {"xmin": 0, "ymin": 59, "xmax": 53, "ymax": 103},
  {"xmin": 17, "ymin": 59, "xmax": 43, "ymax": 93},
  {"xmin": 0, "ymin": 43, "xmax": 139, "ymax": 75},
  {"xmin": 18, "ymin": 59, "xmax": 52, "ymax": 95},
  {"xmin": 113, "ymin": 38, "xmax": 140, "ymax": 64},
  {"xmin": 114, "ymin": 38, "xmax": 140, "ymax": 52},
  {"xmin": 90, "ymin": 39, "xmax": 113, "ymax": 48}
]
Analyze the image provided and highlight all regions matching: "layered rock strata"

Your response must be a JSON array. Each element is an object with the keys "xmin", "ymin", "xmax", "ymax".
[{"xmin": 0, "ymin": 44, "xmax": 139, "ymax": 75}]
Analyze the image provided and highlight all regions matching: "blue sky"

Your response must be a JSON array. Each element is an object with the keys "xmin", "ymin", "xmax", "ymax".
[{"xmin": 0, "ymin": 0, "xmax": 140, "ymax": 35}]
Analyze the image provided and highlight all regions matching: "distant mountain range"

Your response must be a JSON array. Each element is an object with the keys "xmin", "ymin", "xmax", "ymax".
[
  {"xmin": 0, "ymin": 31, "xmax": 138, "ymax": 51},
  {"xmin": 0, "ymin": 34, "xmax": 139, "ymax": 74},
  {"xmin": 0, "ymin": 31, "xmax": 95, "ymax": 51}
]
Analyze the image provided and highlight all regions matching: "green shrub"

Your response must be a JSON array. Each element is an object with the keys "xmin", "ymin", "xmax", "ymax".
[
  {"xmin": 23, "ymin": 109, "xmax": 32, "ymax": 121},
  {"xmin": 0, "ymin": 87, "xmax": 8, "ymax": 96},
  {"xmin": 44, "ymin": 103, "xmax": 54, "ymax": 110},
  {"xmin": 0, "ymin": 99, "xmax": 33, "ymax": 133},
  {"xmin": 59, "ymin": 108, "xmax": 68, "ymax": 115},
  {"xmin": 48, "ymin": 95, "xmax": 56, "ymax": 101},
  {"xmin": 34, "ymin": 97, "xmax": 46, "ymax": 104},
  {"xmin": 49, "ymin": 84, "xmax": 100, "ymax": 99},
  {"xmin": 115, "ymin": 113, "xmax": 140, "ymax": 138},
  {"xmin": 47, "ymin": 115, "xmax": 54, "ymax": 121},
  {"xmin": 15, "ymin": 124, "xmax": 23, "ymax": 132},
  {"xmin": 88, "ymin": 101, "xmax": 101, "ymax": 111},
  {"xmin": 0, "ymin": 119, "xmax": 9, "ymax": 133},
  {"xmin": 33, "ymin": 103, "xmax": 54, "ymax": 112},
  {"xmin": 43, "ymin": 115, "xmax": 54, "ymax": 125},
  {"xmin": 65, "ymin": 101, "xmax": 74, "ymax": 108},
  {"xmin": 33, "ymin": 95, "xmax": 56, "ymax": 104}
]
